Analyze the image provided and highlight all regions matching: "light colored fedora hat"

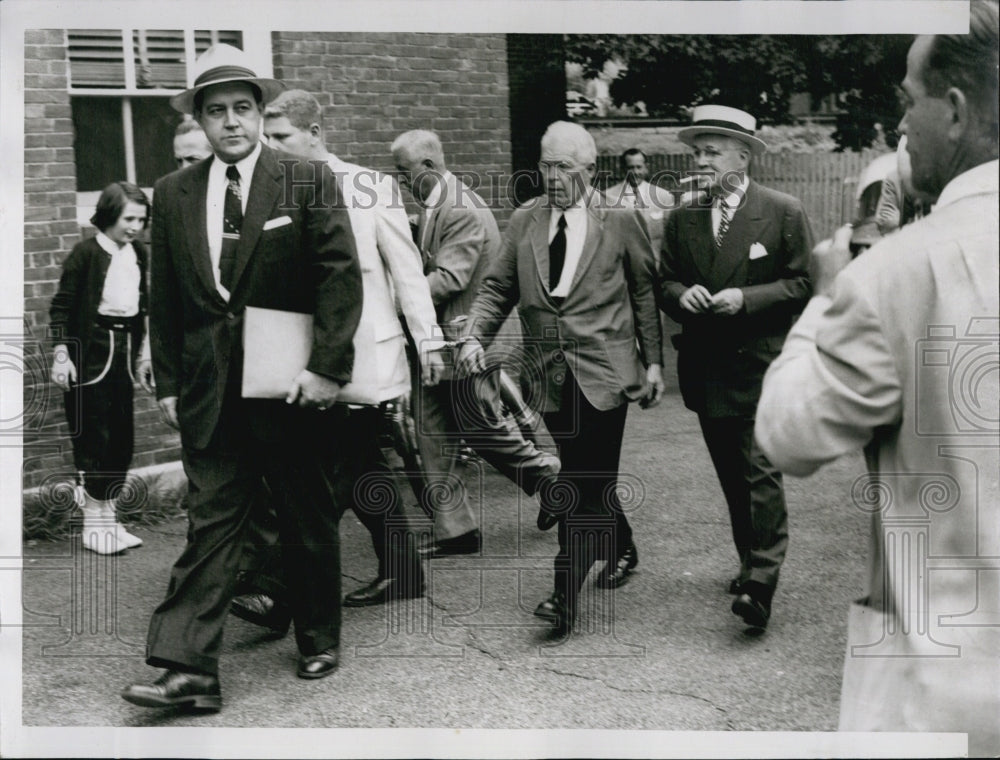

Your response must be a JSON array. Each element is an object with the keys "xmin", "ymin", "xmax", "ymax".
[
  {"xmin": 169, "ymin": 43, "xmax": 285, "ymax": 114},
  {"xmin": 678, "ymin": 105, "xmax": 767, "ymax": 155}
]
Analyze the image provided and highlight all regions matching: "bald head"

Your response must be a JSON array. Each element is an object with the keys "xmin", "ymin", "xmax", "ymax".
[{"xmin": 392, "ymin": 129, "xmax": 447, "ymax": 204}]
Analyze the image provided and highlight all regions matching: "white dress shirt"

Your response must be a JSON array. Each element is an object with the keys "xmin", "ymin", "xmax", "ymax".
[
  {"xmin": 95, "ymin": 231, "xmax": 140, "ymax": 317},
  {"xmin": 712, "ymin": 176, "xmax": 749, "ymax": 237},
  {"xmin": 548, "ymin": 199, "xmax": 587, "ymax": 297},
  {"xmin": 206, "ymin": 142, "xmax": 261, "ymax": 300}
]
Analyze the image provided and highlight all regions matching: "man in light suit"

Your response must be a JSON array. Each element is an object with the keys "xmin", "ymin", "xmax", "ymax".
[
  {"xmin": 392, "ymin": 130, "xmax": 560, "ymax": 558},
  {"xmin": 227, "ymin": 89, "xmax": 444, "ymax": 620},
  {"xmin": 458, "ymin": 121, "xmax": 664, "ymax": 635},
  {"xmin": 122, "ymin": 45, "xmax": 362, "ymax": 712},
  {"xmin": 757, "ymin": 4, "xmax": 998, "ymax": 752},
  {"xmin": 605, "ymin": 148, "xmax": 675, "ymax": 254},
  {"xmin": 658, "ymin": 105, "xmax": 812, "ymax": 629}
]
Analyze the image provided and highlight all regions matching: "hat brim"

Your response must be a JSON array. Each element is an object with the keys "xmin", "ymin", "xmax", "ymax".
[
  {"xmin": 170, "ymin": 77, "xmax": 286, "ymax": 114},
  {"xmin": 678, "ymin": 126, "xmax": 767, "ymax": 156}
]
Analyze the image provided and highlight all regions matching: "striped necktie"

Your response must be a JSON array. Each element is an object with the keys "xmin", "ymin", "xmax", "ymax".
[
  {"xmin": 715, "ymin": 200, "xmax": 733, "ymax": 249},
  {"xmin": 219, "ymin": 164, "xmax": 242, "ymax": 290}
]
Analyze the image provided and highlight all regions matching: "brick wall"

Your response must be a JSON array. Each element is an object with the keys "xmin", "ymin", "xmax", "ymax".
[
  {"xmin": 271, "ymin": 32, "xmax": 513, "ymax": 224},
  {"xmin": 22, "ymin": 29, "xmax": 181, "ymax": 492}
]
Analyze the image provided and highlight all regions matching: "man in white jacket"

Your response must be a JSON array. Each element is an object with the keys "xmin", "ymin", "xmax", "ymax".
[
  {"xmin": 229, "ymin": 88, "xmax": 446, "ymax": 622},
  {"xmin": 756, "ymin": 4, "xmax": 999, "ymax": 752}
]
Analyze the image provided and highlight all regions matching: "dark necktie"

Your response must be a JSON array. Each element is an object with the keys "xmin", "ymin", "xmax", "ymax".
[
  {"xmin": 549, "ymin": 213, "xmax": 567, "ymax": 291},
  {"xmin": 220, "ymin": 164, "xmax": 242, "ymax": 291},
  {"xmin": 715, "ymin": 200, "xmax": 732, "ymax": 249}
]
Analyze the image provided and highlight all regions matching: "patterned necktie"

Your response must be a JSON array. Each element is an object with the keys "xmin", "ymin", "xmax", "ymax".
[
  {"xmin": 549, "ymin": 213, "xmax": 567, "ymax": 291},
  {"xmin": 220, "ymin": 164, "xmax": 242, "ymax": 290},
  {"xmin": 715, "ymin": 200, "xmax": 732, "ymax": 249}
]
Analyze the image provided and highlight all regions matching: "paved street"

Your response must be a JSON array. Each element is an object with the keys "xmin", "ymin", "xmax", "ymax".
[{"xmin": 20, "ymin": 371, "xmax": 872, "ymax": 741}]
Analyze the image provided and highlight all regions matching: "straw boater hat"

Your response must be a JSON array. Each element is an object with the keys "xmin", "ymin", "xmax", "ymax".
[
  {"xmin": 678, "ymin": 105, "xmax": 767, "ymax": 156},
  {"xmin": 169, "ymin": 43, "xmax": 285, "ymax": 114}
]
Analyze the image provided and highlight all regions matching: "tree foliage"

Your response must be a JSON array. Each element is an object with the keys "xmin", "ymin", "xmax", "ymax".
[{"xmin": 564, "ymin": 34, "xmax": 913, "ymax": 151}]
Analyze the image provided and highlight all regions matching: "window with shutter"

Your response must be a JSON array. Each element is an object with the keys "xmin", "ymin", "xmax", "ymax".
[{"xmin": 68, "ymin": 28, "xmax": 263, "ymax": 223}]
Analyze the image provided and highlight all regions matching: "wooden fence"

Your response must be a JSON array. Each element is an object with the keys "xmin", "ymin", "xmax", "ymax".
[{"xmin": 596, "ymin": 149, "xmax": 885, "ymax": 239}]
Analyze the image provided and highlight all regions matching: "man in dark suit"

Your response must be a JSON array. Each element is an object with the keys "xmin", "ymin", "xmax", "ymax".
[
  {"xmin": 458, "ymin": 121, "xmax": 664, "ymax": 636},
  {"xmin": 121, "ymin": 44, "xmax": 362, "ymax": 712},
  {"xmin": 391, "ymin": 130, "xmax": 560, "ymax": 558},
  {"xmin": 658, "ymin": 105, "xmax": 812, "ymax": 629}
]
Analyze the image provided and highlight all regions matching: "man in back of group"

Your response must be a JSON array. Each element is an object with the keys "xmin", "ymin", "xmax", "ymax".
[
  {"xmin": 172, "ymin": 117, "xmax": 213, "ymax": 169},
  {"xmin": 391, "ymin": 129, "xmax": 560, "ymax": 558},
  {"xmin": 756, "ymin": 3, "xmax": 999, "ymax": 752},
  {"xmin": 604, "ymin": 148, "xmax": 675, "ymax": 254}
]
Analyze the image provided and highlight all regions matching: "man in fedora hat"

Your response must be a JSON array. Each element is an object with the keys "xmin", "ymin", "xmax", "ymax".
[
  {"xmin": 122, "ymin": 44, "xmax": 363, "ymax": 712},
  {"xmin": 658, "ymin": 105, "xmax": 812, "ymax": 629}
]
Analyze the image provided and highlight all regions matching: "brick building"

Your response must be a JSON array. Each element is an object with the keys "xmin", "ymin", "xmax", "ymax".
[{"xmin": 22, "ymin": 29, "xmax": 564, "ymax": 498}]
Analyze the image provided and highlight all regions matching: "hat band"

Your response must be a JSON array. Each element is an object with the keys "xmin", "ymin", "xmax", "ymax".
[
  {"xmin": 692, "ymin": 119, "xmax": 756, "ymax": 137},
  {"xmin": 193, "ymin": 64, "xmax": 258, "ymax": 87}
]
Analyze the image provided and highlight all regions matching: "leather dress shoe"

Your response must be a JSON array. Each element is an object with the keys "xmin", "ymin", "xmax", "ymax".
[
  {"xmin": 418, "ymin": 529, "xmax": 481, "ymax": 558},
  {"xmin": 230, "ymin": 593, "xmax": 291, "ymax": 635},
  {"xmin": 595, "ymin": 543, "xmax": 638, "ymax": 589},
  {"xmin": 344, "ymin": 577, "xmax": 425, "ymax": 607},
  {"xmin": 728, "ymin": 577, "xmax": 745, "ymax": 595},
  {"xmin": 534, "ymin": 591, "xmax": 575, "ymax": 635},
  {"xmin": 297, "ymin": 646, "xmax": 339, "ymax": 679},
  {"xmin": 732, "ymin": 592, "xmax": 771, "ymax": 629},
  {"xmin": 121, "ymin": 669, "xmax": 221, "ymax": 712}
]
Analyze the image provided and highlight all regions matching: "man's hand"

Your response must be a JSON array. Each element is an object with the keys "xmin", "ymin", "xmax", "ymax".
[
  {"xmin": 136, "ymin": 359, "xmax": 155, "ymax": 394},
  {"xmin": 640, "ymin": 363, "xmax": 665, "ymax": 409},
  {"xmin": 710, "ymin": 287, "xmax": 745, "ymax": 315},
  {"xmin": 50, "ymin": 345, "xmax": 76, "ymax": 391},
  {"xmin": 158, "ymin": 396, "xmax": 180, "ymax": 429},
  {"xmin": 287, "ymin": 369, "xmax": 342, "ymax": 410},
  {"xmin": 810, "ymin": 224, "xmax": 854, "ymax": 298},
  {"xmin": 421, "ymin": 348, "xmax": 446, "ymax": 386},
  {"xmin": 679, "ymin": 284, "xmax": 713, "ymax": 313},
  {"xmin": 455, "ymin": 337, "xmax": 487, "ymax": 377}
]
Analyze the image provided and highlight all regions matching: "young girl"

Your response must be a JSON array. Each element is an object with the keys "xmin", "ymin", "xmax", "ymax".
[{"xmin": 50, "ymin": 182, "xmax": 151, "ymax": 555}]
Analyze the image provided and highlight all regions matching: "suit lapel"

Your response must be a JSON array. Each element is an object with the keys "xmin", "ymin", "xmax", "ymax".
[
  {"xmin": 685, "ymin": 206, "xmax": 715, "ymax": 283},
  {"xmin": 529, "ymin": 203, "xmax": 551, "ymax": 293},
  {"xmin": 180, "ymin": 160, "xmax": 220, "ymax": 303},
  {"xmin": 228, "ymin": 146, "xmax": 281, "ymax": 294},
  {"xmin": 567, "ymin": 202, "xmax": 603, "ymax": 294},
  {"xmin": 710, "ymin": 181, "xmax": 766, "ymax": 286}
]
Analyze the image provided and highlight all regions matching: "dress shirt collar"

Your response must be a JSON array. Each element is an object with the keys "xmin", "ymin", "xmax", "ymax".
[
  {"xmin": 935, "ymin": 160, "xmax": 999, "ymax": 210},
  {"xmin": 95, "ymin": 231, "xmax": 127, "ymax": 255},
  {"xmin": 549, "ymin": 196, "xmax": 588, "ymax": 233},
  {"xmin": 209, "ymin": 141, "xmax": 262, "ymax": 192}
]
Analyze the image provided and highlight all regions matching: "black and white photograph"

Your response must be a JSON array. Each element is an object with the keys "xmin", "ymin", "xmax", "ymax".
[{"xmin": 1, "ymin": 1, "xmax": 996, "ymax": 757}]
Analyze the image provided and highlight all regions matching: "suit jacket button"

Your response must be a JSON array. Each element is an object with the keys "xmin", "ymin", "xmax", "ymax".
[{"xmin": 226, "ymin": 312, "xmax": 236, "ymax": 321}]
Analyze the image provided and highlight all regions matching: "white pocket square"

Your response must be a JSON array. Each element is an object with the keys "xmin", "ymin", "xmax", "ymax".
[
  {"xmin": 263, "ymin": 215, "xmax": 292, "ymax": 231},
  {"xmin": 749, "ymin": 242, "xmax": 768, "ymax": 260}
]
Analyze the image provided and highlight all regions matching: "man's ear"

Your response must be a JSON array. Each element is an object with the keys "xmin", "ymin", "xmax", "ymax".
[{"xmin": 946, "ymin": 86, "xmax": 969, "ymax": 142}]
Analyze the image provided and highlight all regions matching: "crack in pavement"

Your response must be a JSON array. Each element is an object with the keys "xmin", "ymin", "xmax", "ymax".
[{"xmin": 537, "ymin": 666, "xmax": 732, "ymax": 725}]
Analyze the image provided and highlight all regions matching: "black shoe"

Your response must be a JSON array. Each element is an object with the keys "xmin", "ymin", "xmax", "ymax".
[
  {"xmin": 418, "ymin": 529, "xmax": 481, "ymax": 558},
  {"xmin": 297, "ymin": 646, "xmax": 339, "ymax": 679},
  {"xmin": 536, "ymin": 507, "xmax": 560, "ymax": 531},
  {"xmin": 343, "ymin": 577, "xmax": 425, "ymax": 607},
  {"xmin": 121, "ymin": 670, "xmax": 221, "ymax": 712},
  {"xmin": 728, "ymin": 577, "xmax": 745, "ymax": 595},
  {"xmin": 533, "ymin": 591, "xmax": 575, "ymax": 635},
  {"xmin": 230, "ymin": 593, "xmax": 291, "ymax": 635},
  {"xmin": 732, "ymin": 583, "xmax": 773, "ymax": 629},
  {"xmin": 595, "ymin": 543, "xmax": 638, "ymax": 589}
]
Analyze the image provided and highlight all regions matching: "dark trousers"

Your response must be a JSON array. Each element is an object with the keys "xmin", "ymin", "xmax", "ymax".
[
  {"xmin": 145, "ymin": 397, "xmax": 345, "ymax": 675},
  {"xmin": 239, "ymin": 406, "xmax": 425, "ymax": 600},
  {"xmin": 541, "ymin": 372, "xmax": 632, "ymax": 608},
  {"xmin": 64, "ymin": 324, "xmax": 134, "ymax": 501},
  {"xmin": 698, "ymin": 415, "xmax": 788, "ymax": 590}
]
